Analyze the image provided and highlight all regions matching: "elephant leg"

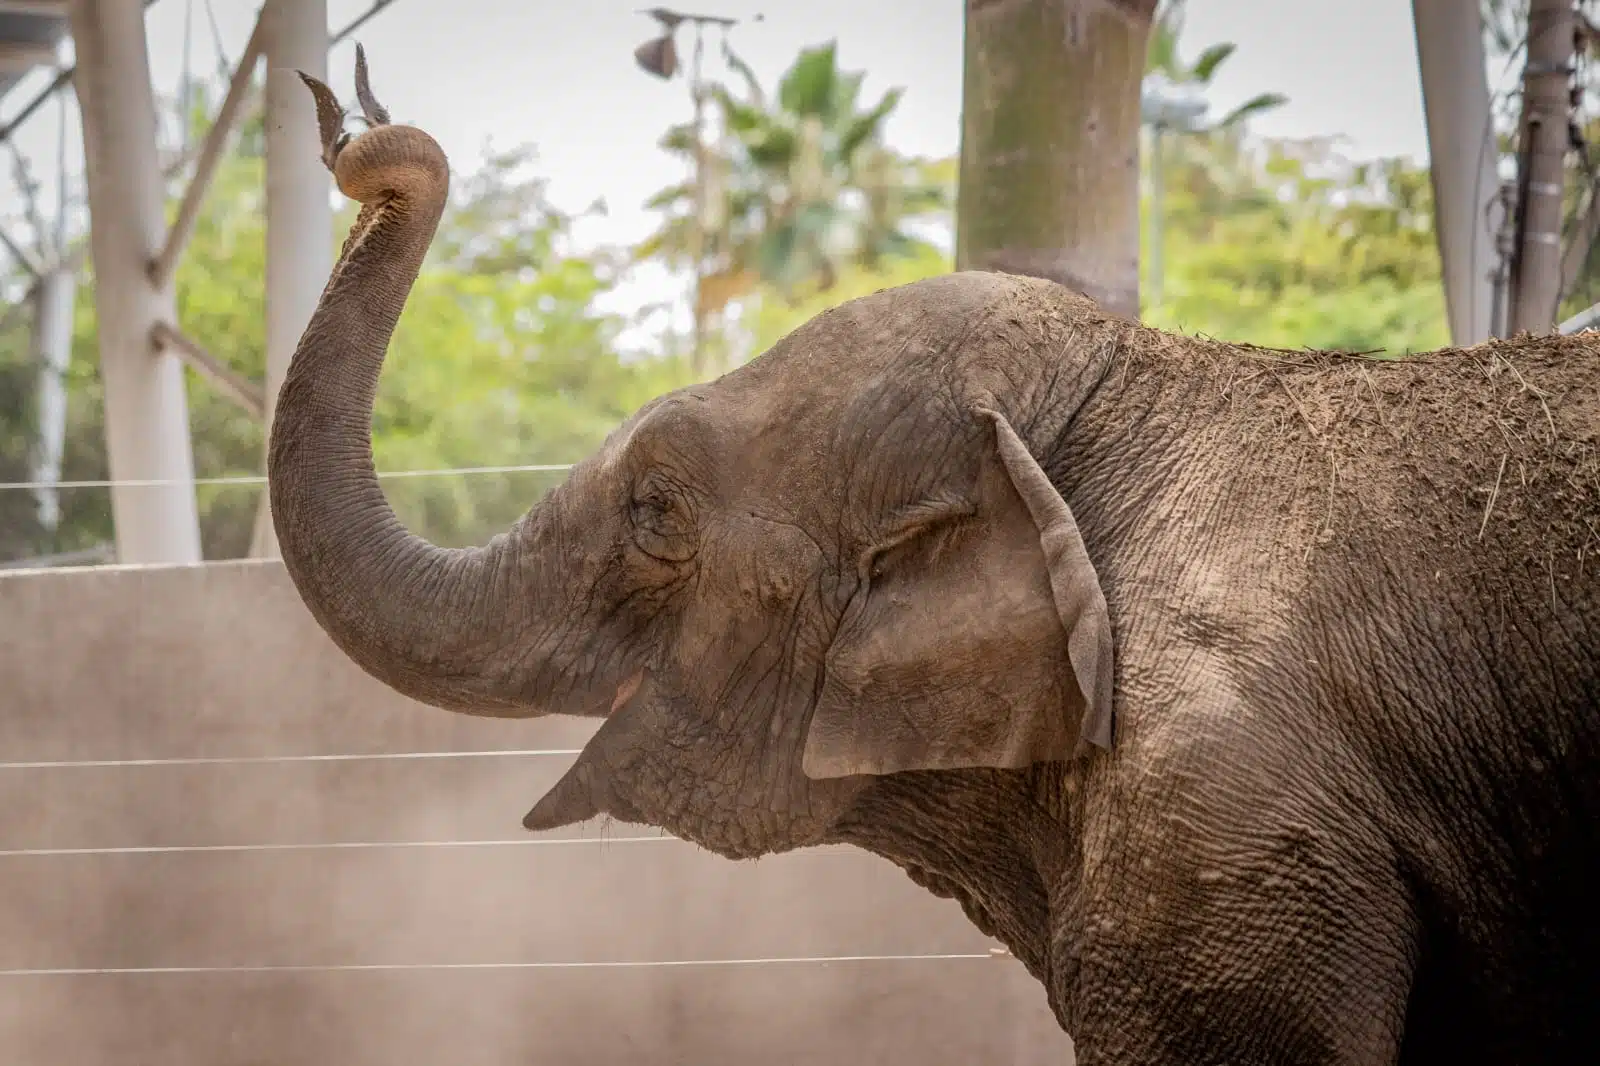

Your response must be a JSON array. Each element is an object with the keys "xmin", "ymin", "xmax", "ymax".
[{"xmin": 1053, "ymin": 805, "xmax": 1418, "ymax": 1066}]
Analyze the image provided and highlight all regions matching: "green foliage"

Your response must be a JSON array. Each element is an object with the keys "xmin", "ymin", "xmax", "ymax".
[
  {"xmin": 752, "ymin": 133, "xmax": 1449, "ymax": 359},
  {"xmin": 1133, "ymin": 1, "xmax": 1444, "ymax": 350},
  {"xmin": 750, "ymin": 241, "xmax": 953, "ymax": 354},
  {"xmin": 753, "ymin": 6, "xmax": 1445, "ymax": 359},
  {"xmin": 0, "ymin": 320, "xmax": 51, "ymax": 560},
  {"xmin": 638, "ymin": 38, "xmax": 952, "ymax": 328},
  {"xmin": 306, "ymin": 141, "xmax": 694, "ymax": 549},
  {"xmin": 1143, "ymin": 135, "xmax": 1450, "ymax": 352}
]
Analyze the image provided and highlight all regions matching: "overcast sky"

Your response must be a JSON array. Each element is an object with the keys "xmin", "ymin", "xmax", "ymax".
[{"xmin": 0, "ymin": 0, "xmax": 1484, "ymax": 325}]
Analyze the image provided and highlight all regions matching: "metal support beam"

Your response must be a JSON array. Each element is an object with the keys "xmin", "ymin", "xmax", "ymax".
[
  {"xmin": 150, "ymin": 321, "xmax": 266, "ymax": 419},
  {"xmin": 250, "ymin": 0, "xmax": 330, "ymax": 560},
  {"xmin": 0, "ymin": 40, "xmax": 58, "ymax": 75},
  {"xmin": 1412, "ymin": 0, "xmax": 1500, "ymax": 346},
  {"xmin": 149, "ymin": 9, "xmax": 266, "ymax": 289},
  {"xmin": 0, "ymin": 0, "xmax": 159, "ymax": 152},
  {"xmin": 28, "ymin": 267, "xmax": 74, "ymax": 533},
  {"xmin": 68, "ymin": 0, "xmax": 202, "ymax": 564}
]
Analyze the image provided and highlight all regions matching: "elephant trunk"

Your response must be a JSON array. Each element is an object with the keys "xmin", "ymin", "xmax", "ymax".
[{"xmin": 267, "ymin": 72, "xmax": 537, "ymax": 715}]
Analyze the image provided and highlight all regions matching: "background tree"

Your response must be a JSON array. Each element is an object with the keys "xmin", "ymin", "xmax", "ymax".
[
  {"xmin": 956, "ymin": 0, "xmax": 1160, "ymax": 319},
  {"xmin": 1143, "ymin": 0, "xmax": 1288, "ymax": 130},
  {"xmin": 1141, "ymin": 136, "xmax": 1449, "ymax": 352},
  {"xmin": 759, "ymin": 14, "xmax": 1447, "ymax": 357},
  {"xmin": 758, "ymin": 137, "xmax": 1450, "ymax": 359},
  {"xmin": 638, "ymin": 40, "xmax": 952, "ymax": 373}
]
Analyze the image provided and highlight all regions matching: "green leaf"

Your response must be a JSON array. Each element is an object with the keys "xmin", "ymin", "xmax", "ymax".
[
  {"xmin": 642, "ymin": 182, "xmax": 693, "ymax": 210},
  {"xmin": 1190, "ymin": 42, "xmax": 1236, "ymax": 85},
  {"xmin": 778, "ymin": 41, "xmax": 839, "ymax": 117},
  {"xmin": 830, "ymin": 70, "xmax": 865, "ymax": 124},
  {"xmin": 657, "ymin": 122, "xmax": 698, "ymax": 155},
  {"xmin": 716, "ymin": 90, "xmax": 769, "ymax": 136},
  {"xmin": 746, "ymin": 125, "xmax": 798, "ymax": 168},
  {"xmin": 839, "ymin": 87, "xmax": 903, "ymax": 160},
  {"xmin": 1215, "ymin": 92, "xmax": 1288, "ymax": 129}
]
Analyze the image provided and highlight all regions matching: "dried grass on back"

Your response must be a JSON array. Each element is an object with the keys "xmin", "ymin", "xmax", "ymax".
[{"xmin": 1110, "ymin": 324, "xmax": 1600, "ymax": 584}]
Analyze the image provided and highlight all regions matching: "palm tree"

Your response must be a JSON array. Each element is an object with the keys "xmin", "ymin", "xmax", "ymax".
[
  {"xmin": 637, "ymin": 41, "xmax": 951, "ymax": 370},
  {"xmin": 1144, "ymin": 0, "xmax": 1288, "ymax": 129},
  {"xmin": 1142, "ymin": 0, "xmax": 1288, "ymax": 306}
]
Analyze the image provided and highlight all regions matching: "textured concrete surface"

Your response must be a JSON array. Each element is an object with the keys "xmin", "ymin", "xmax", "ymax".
[{"xmin": 0, "ymin": 560, "xmax": 1073, "ymax": 1064}]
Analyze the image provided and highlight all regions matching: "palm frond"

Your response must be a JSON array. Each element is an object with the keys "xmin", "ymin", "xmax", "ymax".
[{"xmin": 1215, "ymin": 92, "xmax": 1288, "ymax": 130}]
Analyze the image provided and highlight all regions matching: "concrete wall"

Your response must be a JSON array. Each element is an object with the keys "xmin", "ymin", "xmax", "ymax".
[{"xmin": 0, "ymin": 560, "xmax": 1073, "ymax": 1064}]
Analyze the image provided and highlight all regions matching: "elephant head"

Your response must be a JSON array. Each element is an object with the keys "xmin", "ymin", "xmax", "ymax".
[{"xmin": 270, "ymin": 53, "xmax": 1118, "ymax": 862}]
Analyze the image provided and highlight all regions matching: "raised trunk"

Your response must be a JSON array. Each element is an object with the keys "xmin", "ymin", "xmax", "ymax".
[
  {"xmin": 267, "ymin": 110, "xmax": 526, "ymax": 714},
  {"xmin": 956, "ymin": 0, "xmax": 1158, "ymax": 319}
]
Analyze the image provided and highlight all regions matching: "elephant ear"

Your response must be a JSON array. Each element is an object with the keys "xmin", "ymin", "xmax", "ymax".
[{"xmin": 802, "ymin": 409, "xmax": 1114, "ymax": 779}]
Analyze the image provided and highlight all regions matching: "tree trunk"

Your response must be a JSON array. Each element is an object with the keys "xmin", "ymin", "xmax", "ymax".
[
  {"xmin": 956, "ymin": 0, "xmax": 1158, "ymax": 320},
  {"xmin": 1508, "ymin": 0, "xmax": 1573, "ymax": 334}
]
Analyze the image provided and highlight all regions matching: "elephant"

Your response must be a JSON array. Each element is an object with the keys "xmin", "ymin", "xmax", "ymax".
[{"xmin": 270, "ymin": 52, "xmax": 1600, "ymax": 1066}]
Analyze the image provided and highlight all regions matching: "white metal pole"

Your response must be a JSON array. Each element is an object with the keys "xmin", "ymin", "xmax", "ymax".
[
  {"xmin": 252, "ymin": 0, "xmax": 331, "ymax": 559},
  {"xmin": 68, "ymin": 0, "xmax": 202, "ymax": 564},
  {"xmin": 1412, "ymin": 0, "xmax": 1500, "ymax": 346},
  {"xmin": 29, "ymin": 269, "xmax": 77, "ymax": 535}
]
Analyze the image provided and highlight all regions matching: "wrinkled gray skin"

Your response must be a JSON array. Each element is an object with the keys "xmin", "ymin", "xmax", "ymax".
[{"xmin": 270, "ymin": 59, "xmax": 1600, "ymax": 1066}]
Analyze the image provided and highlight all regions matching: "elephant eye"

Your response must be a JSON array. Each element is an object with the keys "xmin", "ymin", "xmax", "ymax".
[
  {"xmin": 629, "ymin": 482, "xmax": 697, "ymax": 563},
  {"xmin": 633, "ymin": 491, "xmax": 673, "ymax": 521}
]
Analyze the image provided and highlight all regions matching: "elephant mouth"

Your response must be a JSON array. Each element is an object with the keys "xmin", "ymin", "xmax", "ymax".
[
  {"xmin": 522, "ymin": 670, "xmax": 650, "ymax": 834},
  {"xmin": 608, "ymin": 670, "xmax": 645, "ymax": 713}
]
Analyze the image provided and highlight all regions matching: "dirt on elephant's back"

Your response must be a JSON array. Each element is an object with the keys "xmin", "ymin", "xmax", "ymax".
[{"xmin": 1128, "ymin": 327, "xmax": 1600, "ymax": 591}]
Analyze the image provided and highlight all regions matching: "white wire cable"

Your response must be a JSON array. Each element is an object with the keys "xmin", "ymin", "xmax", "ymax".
[
  {"xmin": 0, "ymin": 840, "xmax": 866, "ymax": 859},
  {"xmin": 0, "ymin": 952, "xmax": 1005, "ymax": 978},
  {"xmin": 0, "ymin": 836, "xmax": 694, "ymax": 857},
  {"xmin": 0, "ymin": 463, "xmax": 576, "ymax": 493},
  {"xmin": 0, "ymin": 748, "xmax": 582, "ymax": 770}
]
